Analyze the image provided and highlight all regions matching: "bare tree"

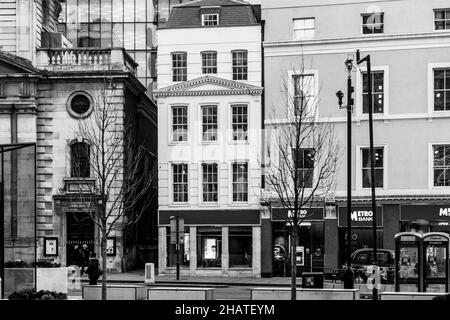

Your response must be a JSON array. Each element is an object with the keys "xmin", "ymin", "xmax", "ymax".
[
  {"xmin": 69, "ymin": 77, "xmax": 156, "ymax": 300},
  {"xmin": 264, "ymin": 58, "xmax": 340, "ymax": 300}
]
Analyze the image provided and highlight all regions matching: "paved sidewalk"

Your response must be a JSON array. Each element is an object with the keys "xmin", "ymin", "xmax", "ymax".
[{"xmin": 80, "ymin": 270, "xmax": 343, "ymax": 287}]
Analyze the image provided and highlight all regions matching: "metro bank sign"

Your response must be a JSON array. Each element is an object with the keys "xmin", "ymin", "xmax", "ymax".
[
  {"xmin": 338, "ymin": 206, "xmax": 383, "ymax": 227},
  {"xmin": 400, "ymin": 205, "xmax": 450, "ymax": 221}
]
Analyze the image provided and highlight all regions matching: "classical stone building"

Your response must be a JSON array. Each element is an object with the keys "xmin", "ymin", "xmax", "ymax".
[{"xmin": 0, "ymin": 0, "xmax": 157, "ymax": 278}]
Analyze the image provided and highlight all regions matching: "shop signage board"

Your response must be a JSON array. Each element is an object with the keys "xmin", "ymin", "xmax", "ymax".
[
  {"xmin": 401, "ymin": 205, "xmax": 450, "ymax": 221},
  {"xmin": 159, "ymin": 210, "xmax": 261, "ymax": 225},
  {"xmin": 271, "ymin": 207, "xmax": 324, "ymax": 222},
  {"xmin": 338, "ymin": 206, "xmax": 383, "ymax": 227}
]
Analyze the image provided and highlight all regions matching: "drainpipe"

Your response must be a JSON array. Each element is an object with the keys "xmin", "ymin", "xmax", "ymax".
[{"xmin": 10, "ymin": 104, "xmax": 18, "ymax": 243}]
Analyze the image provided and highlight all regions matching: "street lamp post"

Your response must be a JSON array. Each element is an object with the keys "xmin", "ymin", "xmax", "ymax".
[
  {"xmin": 356, "ymin": 49, "xmax": 378, "ymax": 300},
  {"xmin": 336, "ymin": 56, "xmax": 355, "ymax": 289}
]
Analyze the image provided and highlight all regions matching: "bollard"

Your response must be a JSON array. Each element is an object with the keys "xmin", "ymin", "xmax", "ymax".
[
  {"xmin": 144, "ymin": 263, "xmax": 155, "ymax": 284},
  {"xmin": 342, "ymin": 267, "xmax": 355, "ymax": 289}
]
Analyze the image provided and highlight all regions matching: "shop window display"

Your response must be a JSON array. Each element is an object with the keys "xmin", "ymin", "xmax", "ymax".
[
  {"xmin": 197, "ymin": 227, "xmax": 222, "ymax": 268},
  {"xmin": 229, "ymin": 227, "xmax": 252, "ymax": 267}
]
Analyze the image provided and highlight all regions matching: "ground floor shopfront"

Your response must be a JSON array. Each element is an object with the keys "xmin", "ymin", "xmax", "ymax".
[
  {"xmin": 259, "ymin": 199, "xmax": 450, "ymax": 277},
  {"xmin": 157, "ymin": 209, "xmax": 261, "ymax": 277}
]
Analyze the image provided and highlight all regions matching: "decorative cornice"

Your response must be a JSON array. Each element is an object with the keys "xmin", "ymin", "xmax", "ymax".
[{"xmin": 154, "ymin": 75, "xmax": 263, "ymax": 98}]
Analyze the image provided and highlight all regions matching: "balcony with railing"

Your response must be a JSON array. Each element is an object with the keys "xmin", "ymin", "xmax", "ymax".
[{"xmin": 36, "ymin": 47, "xmax": 138, "ymax": 75}]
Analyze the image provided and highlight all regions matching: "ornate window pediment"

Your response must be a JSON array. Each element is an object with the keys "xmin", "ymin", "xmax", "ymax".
[{"xmin": 154, "ymin": 75, "xmax": 263, "ymax": 98}]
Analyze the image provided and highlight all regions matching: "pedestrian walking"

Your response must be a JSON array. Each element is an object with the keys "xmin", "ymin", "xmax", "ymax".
[
  {"xmin": 86, "ymin": 253, "xmax": 102, "ymax": 285},
  {"xmin": 81, "ymin": 244, "xmax": 90, "ymax": 276},
  {"xmin": 76, "ymin": 244, "xmax": 86, "ymax": 275}
]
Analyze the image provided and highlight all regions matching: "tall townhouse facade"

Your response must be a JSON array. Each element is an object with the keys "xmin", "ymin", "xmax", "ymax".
[
  {"xmin": 0, "ymin": 0, "xmax": 157, "ymax": 292},
  {"xmin": 262, "ymin": 0, "xmax": 450, "ymax": 276},
  {"xmin": 155, "ymin": 0, "xmax": 263, "ymax": 277}
]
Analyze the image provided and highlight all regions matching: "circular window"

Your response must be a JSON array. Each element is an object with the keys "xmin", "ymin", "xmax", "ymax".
[{"xmin": 67, "ymin": 91, "xmax": 93, "ymax": 118}]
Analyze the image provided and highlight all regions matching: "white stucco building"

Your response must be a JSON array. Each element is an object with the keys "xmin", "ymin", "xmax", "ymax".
[{"xmin": 155, "ymin": 0, "xmax": 263, "ymax": 277}]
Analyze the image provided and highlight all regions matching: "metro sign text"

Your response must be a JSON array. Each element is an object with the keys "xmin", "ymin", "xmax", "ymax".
[
  {"xmin": 439, "ymin": 208, "xmax": 450, "ymax": 217},
  {"xmin": 351, "ymin": 210, "xmax": 373, "ymax": 222}
]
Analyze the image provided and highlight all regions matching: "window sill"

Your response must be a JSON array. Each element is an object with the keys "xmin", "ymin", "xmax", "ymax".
[
  {"xmin": 196, "ymin": 267, "xmax": 222, "ymax": 270},
  {"xmin": 200, "ymin": 141, "xmax": 220, "ymax": 146},
  {"xmin": 228, "ymin": 202, "xmax": 250, "ymax": 206},
  {"xmin": 168, "ymin": 203, "xmax": 190, "ymax": 207},
  {"xmin": 230, "ymin": 141, "xmax": 250, "ymax": 145},
  {"xmin": 229, "ymin": 267, "xmax": 252, "ymax": 270},
  {"xmin": 199, "ymin": 203, "xmax": 221, "ymax": 207},
  {"xmin": 168, "ymin": 142, "xmax": 190, "ymax": 146}
]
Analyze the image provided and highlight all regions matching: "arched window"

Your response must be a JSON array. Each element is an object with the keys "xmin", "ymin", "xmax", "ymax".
[{"xmin": 71, "ymin": 142, "xmax": 90, "ymax": 178}]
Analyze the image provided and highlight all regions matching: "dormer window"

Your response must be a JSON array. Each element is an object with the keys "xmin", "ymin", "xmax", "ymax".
[{"xmin": 202, "ymin": 13, "xmax": 219, "ymax": 26}]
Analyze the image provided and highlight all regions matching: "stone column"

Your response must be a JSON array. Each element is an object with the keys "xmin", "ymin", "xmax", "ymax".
[
  {"xmin": 252, "ymin": 226, "xmax": 261, "ymax": 277},
  {"xmin": 222, "ymin": 226, "xmax": 229, "ymax": 276},
  {"xmin": 189, "ymin": 226, "xmax": 197, "ymax": 275},
  {"xmin": 260, "ymin": 205, "xmax": 272, "ymax": 277},
  {"xmin": 324, "ymin": 217, "xmax": 338, "ymax": 273},
  {"xmin": 158, "ymin": 227, "xmax": 167, "ymax": 274}
]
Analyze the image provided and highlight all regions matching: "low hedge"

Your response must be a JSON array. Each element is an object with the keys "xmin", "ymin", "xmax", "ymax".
[
  {"xmin": 4, "ymin": 260, "xmax": 61, "ymax": 268},
  {"xmin": 8, "ymin": 288, "xmax": 67, "ymax": 300}
]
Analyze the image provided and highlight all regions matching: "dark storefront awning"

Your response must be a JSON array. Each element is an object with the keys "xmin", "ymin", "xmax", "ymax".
[
  {"xmin": 158, "ymin": 209, "xmax": 260, "ymax": 225},
  {"xmin": 401, "ymin": 205, "xmax": 450, "ymax": 222}
]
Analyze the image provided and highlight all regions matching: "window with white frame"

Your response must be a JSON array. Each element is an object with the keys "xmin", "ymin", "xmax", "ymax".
[
  {"xmin": 232, "ymin": 50, "xmax": 248, "ymax": 81},
  {"xmin": 292, "ymin": 148, "xmax": 314, "ymax": 188},
  {"xmin": 232, "ymin": 162, "xmax": 248, "ymax": 202},
  {"xmin": 202, "ymin": 163, "xmax": 218, "ymax": 202},
  {"xmin": 231, "ymin": 104, "xmax": 248, "ymax": 141},
  {"xmin": 202, "ymin": 13, "xmax": 219, "ymax": 26},
  {"xmin": 362, "ymin": 12, "xmax": 384, "ymax": 34},
  {"xmin": 293, "ymin": 18, "xmax": 315, "ymax": 40},
  {"xmin": 172, "ymin": 106, "xmax": 188, "ymax": 142},
  {"xmin": 172, "ymin": 163, "xmax": 188, "ymax": 203},
  {"xmin": 201, "ymin": 51, "xmax": 217, "ymax": 74},
  {"xmin": 433, "ymin": 68, "xmax": 450, "ymax": 111},
  {"xmin": 433, "ymin": 145, "xmax": 450, "ymax": 186},
  {"xmin": 362, "ymin": 71, "xmax": 385, "ymax": 113},
  {"xmin": 172, "ymin": 52, "xmax": 187, "ymax": 82},
  {"xmin": 293, "ymin": 74, "xmax": 315, "ymax": 116},
  {"xmin": 435, "ymin": 9, "xmax": 450, "ymax": 30},
  {"xmin": 202, "ymin": 105, "xmax": 218, "ymax": 142},
  {"xmin": 361, "ymin": 147, "xmax": 384, "ymax": 188}
]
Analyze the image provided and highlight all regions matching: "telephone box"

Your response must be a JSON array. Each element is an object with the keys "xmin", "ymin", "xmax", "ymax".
[
  {"xmin": 422, "ymin": 232, "xmax": 449, "ymax": 293},
  {"xmin": 395, "ymin": 232, "xmax": 423, "ymax": 292}
]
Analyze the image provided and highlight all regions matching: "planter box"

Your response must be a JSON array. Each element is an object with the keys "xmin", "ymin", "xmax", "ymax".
[
  {"xmin": 380, "ymin": 292, "xmax": 449, "ymax": 300},
  {"xmin": 82, "ymin": 284, "xmax": 146, "ymax": 300},
  {"xmin": 147, "ymin": 287, "xmax": 216, "ymax": 300},
  {"xmin": 4, "ymin": 268, "xmax": 35, "ymax": 297},
  {"xmin": 250, "ymin": 288, "xmax": 360, "ymax": 300},
  {"xmin": 37, "ymin": 268, "xmax": 68, "ymax": 294}
]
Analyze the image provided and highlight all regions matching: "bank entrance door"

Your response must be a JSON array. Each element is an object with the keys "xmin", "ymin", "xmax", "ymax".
[
  {"xmin": 66, "ymin": 212, "xmax": 95, "ymax": 266},
  {"xmin": 273, "ymin": 222, "xmax": 324, "ymax": 276}
]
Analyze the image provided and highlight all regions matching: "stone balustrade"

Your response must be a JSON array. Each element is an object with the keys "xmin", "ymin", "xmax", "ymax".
[{"xmin": 36, "ymin": 48, "xmax": 138, "ymax": 74}]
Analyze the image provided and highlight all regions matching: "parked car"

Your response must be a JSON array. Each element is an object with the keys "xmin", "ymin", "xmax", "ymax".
[{"xmin": 342, "ymin": 248, "xmax": 395, "ymax": 284}]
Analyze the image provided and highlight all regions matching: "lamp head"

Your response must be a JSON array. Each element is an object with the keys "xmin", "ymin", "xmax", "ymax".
[
  {"xmin": 336, "ymin": 90, "xmax": 344, "ymax": 107},
  {"xmin": 345, "ymin": 57, "xmax": 354, "ymax": 72}
]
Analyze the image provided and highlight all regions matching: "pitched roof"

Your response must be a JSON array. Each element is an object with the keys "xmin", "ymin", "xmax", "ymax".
[
  {"xmin": 165, "ymin": 0, "xmax": 258, "ymax": 28},
  {"xmin": 0, "ymin": 50, "xmax": 41, "ymax": 74}
]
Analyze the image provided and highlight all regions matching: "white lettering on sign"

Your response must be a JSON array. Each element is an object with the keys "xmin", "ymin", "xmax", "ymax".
[
  {"xmin": 350, "ymin": 210, "xmax": 373, "ymax": 222},
  {"xmin": 288, "ymin": 210, "xmax": 308, "ymax": 219},
  {"xmin": 439, "ymin": 208, "xmax": 450, "ymax": 217}
]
